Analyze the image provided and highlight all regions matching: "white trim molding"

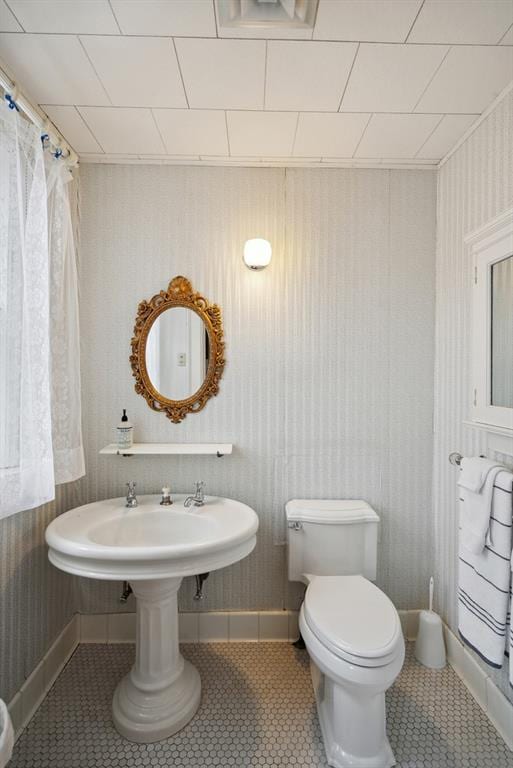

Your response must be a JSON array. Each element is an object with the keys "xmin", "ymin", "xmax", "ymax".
[
  {"xmin": 78, "ymin": 155, "xmax": 438, "ymax": 171},
  {"xmin": 443, "ymin": 624, "xmax": 513, "ymax": 751},
  {"xmin": 466, "ymin": 208, "xmax": 513, "ymax": 434},
  {"xmin": 7, "ymin": 615, "xmax": 80, "ymax": 742},
  {"xmin": 439, "ymin": 80, "xmax": 513, "ymax": 169},
  {"xmin": 79, "ymin": 610, "xmax": 300, "ymax": 644}
]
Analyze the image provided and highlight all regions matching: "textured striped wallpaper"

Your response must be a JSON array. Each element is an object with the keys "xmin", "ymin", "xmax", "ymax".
[
  {"xmin": 0, "ymin": 484, "xmax": 80, "ymax": 703},
  {"xmin": 77, "ymin": 164, "xmax": 436, "ymax": 617},
  {"xmin": 434, "ymin": 89, "xmax": 513, "ymax": 701}
]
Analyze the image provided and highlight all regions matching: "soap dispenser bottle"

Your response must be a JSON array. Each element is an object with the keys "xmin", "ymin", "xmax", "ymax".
[{"xmin": 117, "ymin": 409, "xmax": 133, "ymax": 450}]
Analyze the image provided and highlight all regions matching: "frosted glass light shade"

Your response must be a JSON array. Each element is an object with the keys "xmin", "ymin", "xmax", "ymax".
[{"xmin": 243, "ymin": 238, "xmax": 272, "ymax": 270}]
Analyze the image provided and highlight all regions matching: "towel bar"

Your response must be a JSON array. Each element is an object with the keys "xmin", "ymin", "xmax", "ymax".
[{"xmin": 449, "ymin": 452, "xmax": 487, "ymax": 466}]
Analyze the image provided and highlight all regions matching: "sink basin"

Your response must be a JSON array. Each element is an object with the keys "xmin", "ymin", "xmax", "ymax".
[
  {"xmin": 46, "ymin": 494, "xmax": 258, "ymax": 580},
  {"xmin": 46, "ymin": 494, "xmax": 258, "ymax": 743}
]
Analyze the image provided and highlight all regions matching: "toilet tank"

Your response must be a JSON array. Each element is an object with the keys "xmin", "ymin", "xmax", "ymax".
[{"xmin": 286, "ymin": 500, "xmax": 379, "ymax": 585}]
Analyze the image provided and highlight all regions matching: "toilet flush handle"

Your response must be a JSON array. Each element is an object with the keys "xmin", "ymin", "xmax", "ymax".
[{"xmin": 288, "ymin": 521, "xmax": 303, "ymax": 531}]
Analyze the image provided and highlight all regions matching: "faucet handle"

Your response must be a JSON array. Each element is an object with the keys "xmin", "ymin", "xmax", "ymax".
[
  {"xmin": 125, "ymin": 481, "xmax": 138, "ymax": 508},
  {"xmin": 195, "ymin": 481, "xmax": 205, "ymax": 492}
]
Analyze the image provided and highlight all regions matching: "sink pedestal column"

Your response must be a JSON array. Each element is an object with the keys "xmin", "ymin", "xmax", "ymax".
[{"xmin": 112, "ymin": 577, "xmax": 201, "ymax": 743}]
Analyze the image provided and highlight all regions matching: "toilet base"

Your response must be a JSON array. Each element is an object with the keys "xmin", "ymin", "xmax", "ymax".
[{"xmin": 311, "ymin": 661, "xmax": 396, "ymax": 768}]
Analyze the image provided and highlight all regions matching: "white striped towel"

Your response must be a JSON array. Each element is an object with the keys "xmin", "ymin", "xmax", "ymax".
[
  {"xmin": 458, "ymin": 457, "xmax": 502, "ymax": 493},
  {"xmin": 458, "ymin": 458, "xmax": 503, "ymax": 554},
  {"xmin": 458, "ymin": 468, "xmax": 513, "ymax": 669},
  {"xmin": 510, "ymin": 561, "xmax": 513, "ymax": 688}
]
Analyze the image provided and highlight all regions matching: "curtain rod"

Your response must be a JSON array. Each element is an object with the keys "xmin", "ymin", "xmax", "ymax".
[{"xmin": 0, "ymin": 66, "xmax": 78, "ymax": 166}]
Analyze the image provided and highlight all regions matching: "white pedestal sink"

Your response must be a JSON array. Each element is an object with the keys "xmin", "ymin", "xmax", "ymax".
[{"xmin": 46, "ymin": 495, "xmax": 258, "ymax": 743}]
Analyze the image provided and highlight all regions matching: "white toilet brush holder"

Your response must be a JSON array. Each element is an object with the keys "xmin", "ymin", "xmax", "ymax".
[{"xmin": 415, "ymin": 577, "xmax": 446, "ymax": 669}]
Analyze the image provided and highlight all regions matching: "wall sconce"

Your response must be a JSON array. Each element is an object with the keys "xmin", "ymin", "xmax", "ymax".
[{"xmin": 243, "ymin": 238, "xmax": 272, "ymax": 270}]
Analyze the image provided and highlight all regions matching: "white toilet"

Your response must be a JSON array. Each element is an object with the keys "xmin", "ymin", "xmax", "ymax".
[{"xmin": 286, "ymin": 499, "xmax": 405, "ymax": 768}]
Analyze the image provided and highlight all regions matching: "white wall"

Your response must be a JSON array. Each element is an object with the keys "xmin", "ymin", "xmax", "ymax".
[
  {"xmin": 77, "ymin": 164, "xmax": 436, "ymax": 616},
  {"xmin": 434, "ymin": 88, "xmax": 513, "ymax": 701}
]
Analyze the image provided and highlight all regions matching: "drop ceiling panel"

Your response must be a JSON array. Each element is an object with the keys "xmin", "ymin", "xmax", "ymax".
[
  {"xmin": 42, "ymin": 104, "xmax": 103, "ymax": 153},
  {"xmin": 355, "ymin": 113, "xmax": 441, "ymax": 158},
  {"xmin": 416, "ymin": 45, "xmax": 513, "ymax": 114},
  {"xmin": 314, "ymin": 0, "xmax": 423, "ymax": 42},
  {"xmin": 78, "ymin": 107, "xmax": 165, "ymax": 154},
  {"xmin": 110, "ymin": 0, "xmax": 216, "ymax": 37},
  {"xmin": 175, "ymin": 39, "xmax": 265, "ymax": 110},
  {"xmin": 501, "ymin": 25, "xmax": 513, "ymax": 44},
  {"xmin": 8, "ymin": 0, "xmax": 119, "ymax": 34},
  {"xmin": 409, "ymin": 0, "xmax": 513, "ymax": 44},
  {"xmin": 0, "ymin": 0, "xmax": 22, "ymax": 31},
  {"xmin": 341, "ymin": 43, "xmax": 448, "ymax": 113},
  {"xmin": 0, "ymin": 33, "xmax": 109, "ymax": 105},
  {"xmin": 416, "ymin": 113, "xmax": 477, "ymax": 158},
  {"xmin": 80, "ymin": 36, "xmax": 186, "ymax": 108},
  {"xmin": 227, "ymin": 111, "xmax": 298, "ymax": 156},
  {"xmin": 293, "ymin": 112, "xmax": 370, "ymax": 157},
  {"xmin": 0, "ymin": 1, "xmax": 511, "ymax": 165},
  {"xmin": 153, "ymin": 109, "xmax": 228, "ymax": 156},
  {"xmin": 266, "ymin": 41, "xmax": 357, "ymax": 111}
]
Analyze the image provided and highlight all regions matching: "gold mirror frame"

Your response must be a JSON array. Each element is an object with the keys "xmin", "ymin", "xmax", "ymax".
[{"xmin": 130, "ymin": 276, "xmax": 225, "ymax": 423}]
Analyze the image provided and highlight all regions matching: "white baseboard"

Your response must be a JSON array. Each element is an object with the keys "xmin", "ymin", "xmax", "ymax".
[
  {"xmin": 398, "ymin": 609, "xmax": 420, "ymax": 641},
  {"xmin": 399, "ymin": 612, "xmax": 513, "ymax": 751},
  {"xmin": 442, "ymin": 624, "xmax": 513, "ymax": 751},
  {"xmin": 7, "ymin": 614, "xmax": 79, "ymax": 742},
  {"xmin": 82, "ymin": 609, "xmax": 420, "ymax": 646},
  {"xmin": 80, "ymin": 610, "xmax": 300, "ymax": 644},
  {"xmin": 7, "ymin": 609, "xmax": 513, "ymax": 755}
]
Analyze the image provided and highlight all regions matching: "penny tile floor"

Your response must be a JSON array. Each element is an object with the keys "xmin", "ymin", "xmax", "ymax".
[{"xmin": 10, "ymin": 642, "xmax": 513, "ymax": 767}]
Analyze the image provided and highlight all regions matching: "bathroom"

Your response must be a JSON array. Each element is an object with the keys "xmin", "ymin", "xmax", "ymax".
[{"xmin": 0, "ymin": 1, "xmax": 512, "ymax": 766}]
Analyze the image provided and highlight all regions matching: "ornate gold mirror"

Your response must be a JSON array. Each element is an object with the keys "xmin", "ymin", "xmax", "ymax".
[{"xmin": 130, "ymin": 276, "xmax": 225, "ymax": 423}]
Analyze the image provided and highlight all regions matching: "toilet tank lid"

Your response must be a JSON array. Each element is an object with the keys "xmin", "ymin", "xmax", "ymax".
[{"xmin": 285, "ymin": 499, "xmax": 379, "ymax": 524}]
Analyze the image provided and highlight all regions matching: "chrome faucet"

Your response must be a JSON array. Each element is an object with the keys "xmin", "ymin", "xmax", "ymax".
[
  {"xmin": 184, "ymin": 481, "xmax": 205, "ymax": 508},
  {"xmin": 125, "ymin": 481, "xmax": 138, "ymax": 508}
]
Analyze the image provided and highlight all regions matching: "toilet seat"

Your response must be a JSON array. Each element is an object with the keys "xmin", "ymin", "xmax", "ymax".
[{"xmin": 303, "ymin": 575, "xmax": 403, "ymax": 668}]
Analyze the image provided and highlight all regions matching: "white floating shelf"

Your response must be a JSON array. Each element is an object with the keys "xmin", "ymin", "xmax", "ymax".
[{"xmin": 100, "ymin": 443, "xmax": 233, "ymax": 457}]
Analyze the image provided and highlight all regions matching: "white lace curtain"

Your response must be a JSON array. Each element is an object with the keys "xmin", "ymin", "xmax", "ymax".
[
  {"xmin": 46, "ymin": 158, "xmax": 85, "ymax": 485},
  {"xmin": 0, "ymin": 103, "xmax": 84, "ymax": 520}
]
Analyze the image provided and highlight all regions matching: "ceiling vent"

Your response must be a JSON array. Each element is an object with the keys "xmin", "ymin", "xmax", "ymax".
[{"xmin": 216, "ymin": 0, "xmax": 319, "ymax": 31}]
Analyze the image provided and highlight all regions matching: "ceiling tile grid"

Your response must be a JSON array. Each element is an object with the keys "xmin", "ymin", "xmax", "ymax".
[
  {"xmin": 77, "ymin": 106, "xmax": 166, "ymax": 154},
  {"xmin": 153, "ymin": 108, "xmax": 228, "ymax": 156},
  {"xmin": 0, "ymin": 0, "xmax": 511, "ymax": 166},
  {"xmin": 174, "ymin": 38, "xmax": 266, "ymax": 110},
  {"xmin": 79, "ymin": 35, "xmax": 187, "ymax": 108},
  {"xmin": 265, "ymin": 40, "xmax": 358, "ymax": 111},
  {"xmin": 42, "ymin": 103, "xmax": 102, "ymax": 153},
  {"xmin": 339, "ymin": 43, "xmax": 449, "ymax": 113},
  {"xmin": 355, "ymin": 113, "xmax": 442, "ymax": 158}
]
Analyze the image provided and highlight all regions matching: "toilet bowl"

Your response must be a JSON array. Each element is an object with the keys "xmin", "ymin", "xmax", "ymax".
[
  {"xmin": 299, "ymin": 575, "xmax": 405, "ymax": 768},
  {"xmin": 286, "ymin": 499, "xmax": 405, "ymax": 768}
]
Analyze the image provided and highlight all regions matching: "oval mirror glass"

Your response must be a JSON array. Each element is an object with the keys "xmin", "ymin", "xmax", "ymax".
[{"xmin": 145, "ymin": 307, "xmax": 210, "ymax": 401}]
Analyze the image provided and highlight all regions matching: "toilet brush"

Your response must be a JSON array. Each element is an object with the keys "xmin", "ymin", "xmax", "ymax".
[{"xmin": 414, "ymin": 577, "xmax": 446, "ymax": 669}]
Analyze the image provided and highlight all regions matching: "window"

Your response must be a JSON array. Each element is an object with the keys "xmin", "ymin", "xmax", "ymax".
[{"xmin": 467, "ymin": 209, "xmax": 513, "ymax": 433}]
